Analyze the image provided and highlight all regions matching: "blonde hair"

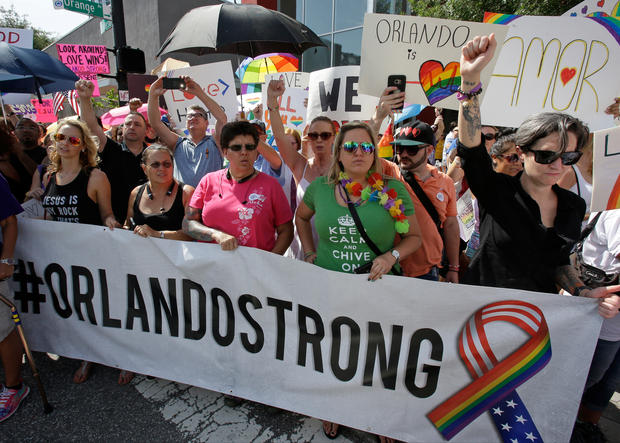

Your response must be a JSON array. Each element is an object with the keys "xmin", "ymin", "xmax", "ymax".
[
  {"xmin": 48, "ymin": 118, "xmax": 99, "ymax": 173},
  {"xmin": 326, "ymin": 121, "xmax": 382, "ymax": 185},
  {"xmin": 284, "ymin": 127, "xmax": 302, "ymax": 150}
]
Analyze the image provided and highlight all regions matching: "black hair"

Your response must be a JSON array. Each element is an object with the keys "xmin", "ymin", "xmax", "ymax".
[{"xmin": 220, "ymin": 121, "xmax": 259, "ymax": 149}]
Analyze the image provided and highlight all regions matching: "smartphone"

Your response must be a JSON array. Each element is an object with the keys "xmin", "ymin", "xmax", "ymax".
[
  {"xmin": 387, "ymin": 75, "xmax": 406, "ymax": 112},
  {"xmin": 353, "ymin": 261, "xmax": 374, "ymax": 274},
  {"xmin": 163, "ymin": 77, "xmax": 185, "ymax": 90}
]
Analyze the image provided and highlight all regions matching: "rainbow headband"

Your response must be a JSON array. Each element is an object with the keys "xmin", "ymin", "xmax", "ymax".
[{"xmin": 428, "ymin": 300, "xmax": 551, "ymax": 441}]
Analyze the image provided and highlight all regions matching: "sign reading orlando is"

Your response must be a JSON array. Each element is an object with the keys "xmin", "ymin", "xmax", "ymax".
[{"xmin": 10, "ymin": 219, "xmax": 602, "ymax": 442}]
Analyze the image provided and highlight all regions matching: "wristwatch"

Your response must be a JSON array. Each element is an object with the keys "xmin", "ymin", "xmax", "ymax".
[
  {"xmin": 573, "ymin": 285, "xmax": 592, "ymax": 297},
  {"xmin": 0, "ymin": 258, "xmax": 18, "ymax": 265},
  {"xmin": 390, "ymin": 249, "xmax": 400, "ymax": 263}
]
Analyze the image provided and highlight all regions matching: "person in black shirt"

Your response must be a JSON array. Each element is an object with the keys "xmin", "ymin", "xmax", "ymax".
[
  {"xmin": 456, "ymin": 33, "xmax": 620, "ymax": 318},
  {"xmin": 76, "ymin": 80, "xmax": 148, "ymax": 223},
  {"xmin": 14, "ymin": 118, "xmax": 46, "ymax": 166}
]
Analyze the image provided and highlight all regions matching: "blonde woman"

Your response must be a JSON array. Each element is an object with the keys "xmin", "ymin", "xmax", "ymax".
[{"xmin": 42, "ymin": 118, "xmax": 118, "ymax": 228}]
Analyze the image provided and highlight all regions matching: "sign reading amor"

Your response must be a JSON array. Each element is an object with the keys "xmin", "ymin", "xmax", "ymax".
[
  {"xmin": 10, "ymin": 219, "xmax": 604, "ymax": 442},
  {"xmin": 481, "ymin": 15, "xmax": 620, "ymax": 131},
  {"xmin": 358, "ymin": 13, "xmax": 507, "ymax": 110}
]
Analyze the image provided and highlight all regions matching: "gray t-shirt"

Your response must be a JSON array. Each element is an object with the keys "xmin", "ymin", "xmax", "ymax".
[{"xmin": 174, "ymin": 135, "xmax": 224, "ymax": 187}]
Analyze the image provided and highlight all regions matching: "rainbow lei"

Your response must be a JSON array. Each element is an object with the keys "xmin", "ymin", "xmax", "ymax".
[{"xmin": 339, "ymin": 171, "xmax": 410, "ymax": 234}]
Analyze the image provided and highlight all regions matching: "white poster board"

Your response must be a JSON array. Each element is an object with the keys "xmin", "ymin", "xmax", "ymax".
[
  {"xmin": 9, "ymin": 219, "xmax": 604, "ymax": 443},
  {"xmin": 163, "ymin": 61, "xmax": 238, "ymax": 131},
  {"xmin": 262, "ymin": 71, "xmax": 309, "ymax": 136},
  {"xmin": 456, "ymin": 188, "xmax": 476, "ymax": 241},
  {"xmin": 0, "ymin": 27, "xmax": 33, "ymax": 48},
  {"xmin": 307, "ymin": 66, "xmax": 381, "ymax": 132},
  {"xmin": 563, "ymin": 0, "xmax": 620, "ymax": 16},
  {"xmin": 592, "ymin": 125, "xmax": 620, "ymax": 211},
  {"xmin": 358, "ymin": 14, "xmax": 507, "ymax": 109},
  {"xmin": 481, "ymin": 15, "xmax": 620, "ymax": 131}
]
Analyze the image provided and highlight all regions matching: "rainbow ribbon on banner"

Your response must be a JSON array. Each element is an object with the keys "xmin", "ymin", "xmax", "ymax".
[{"xmin": 428, "ymin": 301, "xmax": 551, "ymax": 441}]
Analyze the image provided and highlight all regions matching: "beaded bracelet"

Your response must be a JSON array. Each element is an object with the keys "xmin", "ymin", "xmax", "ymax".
[
  {"xmin": 304, "ymin": 251, "xmax": 315, "ymax": 259},
  {"xmin": 448, "ymin": 264, "xmax": 460, "ymax": 271},
  {"xmin": 267, "ymin": 104, "xmax": 279, "ymax": 112},
  {"xmin": 456, "ymin": 82, "xmax": 482, "ymax": 101}
]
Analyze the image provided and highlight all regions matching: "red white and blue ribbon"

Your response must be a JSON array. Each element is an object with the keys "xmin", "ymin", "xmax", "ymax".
[{"xmin": 428, "ymin": 300, "xmax": 551, "ymax": 442}]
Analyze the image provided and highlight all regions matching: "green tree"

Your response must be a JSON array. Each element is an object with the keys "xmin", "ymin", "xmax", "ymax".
[
  {"xmin": 0, "ymin": 5, "xmax": 54, "ymax": 50},
  {"xmin": 406, "ymin": 0, "xmax": 584, "ymax": 22}
]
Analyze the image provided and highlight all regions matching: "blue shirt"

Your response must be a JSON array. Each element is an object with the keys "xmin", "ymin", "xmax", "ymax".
[
  {"xmin": 174, "ymin": 135, "xmax": 224, "ymax": 188},
  {"xmin": 0, "ymin": 173, "xmax": 24, "ymax": 250}
]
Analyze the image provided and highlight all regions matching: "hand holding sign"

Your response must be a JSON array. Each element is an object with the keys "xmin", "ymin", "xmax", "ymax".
[{"xmin": 460, "ymin": 34, "xmax": 497, "ymax": 86}]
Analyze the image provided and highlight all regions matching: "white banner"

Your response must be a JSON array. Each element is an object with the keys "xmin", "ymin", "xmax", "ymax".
[
  {"xmin": 0, "ymin": 27, "xmax": 33, "ymax": 48},
  {"xmin": 480, "ymin": 15, "xmax": 620, "ymax": 131},
  {"xmin": 162, "ymin": 61, "xmax": 238, "ymax": 131},
  {"xmin": 592, "ymin": 125, "xmax": 620, "ymax": 211},
  {"xmin": 307, "ymin": 66, "xmax": 381, "ymax": 132},
  {"xmin": 262, "ymin": 72, "xmax": 309, "ymax": 136},
  {"xmin": 358, "ymin": 14, "xmax": 507, "ymax": 110},
  {"xmin": 9, "ymin": 219, "xmax": 603, "ymax": 442}
]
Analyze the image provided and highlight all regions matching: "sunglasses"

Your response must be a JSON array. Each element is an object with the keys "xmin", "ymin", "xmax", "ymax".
[
  {"xmin": 228, "ymin": 144, "xmax": 257, "ymax": 152},
  {"xmin": 483, "ymin": 133, "xmax": 497, "ymax": 141},
  {"xmin": 307, "ymin": 132, "xmax": 333, "ymax": 141},
  {"xmin": 148, "ymin": 161, "xmax": 173, "ymax": 169},
  {"xmin": 529, "ymin": 149, "xmax": 582, "ymax": 166},
  {"xmin": 54, "ymin": 133, "xmax": 81, "ymax": 146},
  {"xmin": 342, "ymin": 141, "xmax": 375, "ymax": 154},
  {"xmin": 395, "ymin": 144, "xmax": 428, "ymax": 156},
  {"xmin": 186, "ymin": 113, "xmax": 206, "ymax": 120},
  {"xmin": 496, "ymin": 153, "xmax": 520, "ymax": 163}
]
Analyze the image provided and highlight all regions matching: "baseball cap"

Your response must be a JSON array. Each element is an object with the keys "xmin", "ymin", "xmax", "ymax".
[{"xmin": 391, "ymin": 120, "xmax": 435, "ymax": 147}]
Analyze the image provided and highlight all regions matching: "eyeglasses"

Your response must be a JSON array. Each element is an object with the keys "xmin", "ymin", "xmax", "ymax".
[
  {"xmin": 186, "ymin": 113, "xmax": 206, "ymax": 120},
  {"xmin": 395, "ymin": 144, "xmax": 428, "ymax": 156},
  {"xmin": 496, "ymin": 153, "xmax": 520, "ymax": 164},
  {"xmin": 228, "ymin": 144, "xmax": 257, "ymax": 152},
  {"xmin": 529, "ymin": 149, "xmax": 582, "ymax": 166},
  {"xmin": 483, "ymin": 133, "xmax": 497, "ymax": 141},
  {"xmin": 148, "ymin": 161, "xmax": 173, "ymax": 169},
  {"xmin": 307, "ymin": 132, "xmax": 333, "ymax": 141},
  {"xmin": 342, "ymin": 141, "xmax": 375, "ymax": 155},
  {"xmin": 54, "ymin": 133, "xmax": 81, "ymax": 146}
]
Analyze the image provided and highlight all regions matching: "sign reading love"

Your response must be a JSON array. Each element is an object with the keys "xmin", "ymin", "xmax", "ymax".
[{"xmin": 419, "ymin": 60, "xmax": 461, "ymax": 105}]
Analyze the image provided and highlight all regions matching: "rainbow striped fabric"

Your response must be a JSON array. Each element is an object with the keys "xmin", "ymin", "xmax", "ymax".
[{"xmin": 427, "ymin": 300, "xmax": 551, "ymax": 441}]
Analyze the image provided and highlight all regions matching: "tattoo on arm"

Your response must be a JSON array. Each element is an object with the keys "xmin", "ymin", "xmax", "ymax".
[
  {"xmin": 461, "ymin": 96, "xmax": 481, "ymax": 141},
  {"xmin": 555, "ymin": 265, "xmax": 583, "ymax": 294},
  {"xmin": 182, "ymin": 207, "xmax": 214, "ymax": 242}
]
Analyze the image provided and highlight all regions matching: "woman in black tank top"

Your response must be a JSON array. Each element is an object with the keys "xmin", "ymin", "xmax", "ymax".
[
  {"xmin": 124, "ymin": 144, "xmax": 194, "ymax": 240},
  {"xmin": 42, "ymin": 119, "xmax": 118, "ymax": 228}
]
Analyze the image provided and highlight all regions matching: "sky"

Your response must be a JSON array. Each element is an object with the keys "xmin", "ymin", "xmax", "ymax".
[{"xmin": 1, "ymin": 0, "xmax": 90, "ymax": 38}]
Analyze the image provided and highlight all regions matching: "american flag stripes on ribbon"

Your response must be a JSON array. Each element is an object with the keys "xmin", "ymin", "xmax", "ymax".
[
  {"xmin": 428, "ymin": 300, "xmax": 551, "ymax": 442},
  {"xmin": 68, "ymin": 90, "xmax": 80, "ymax": 116},
  {"xmin": 52, "ymin": 91, "xmax": 67, "ymax": 115}
]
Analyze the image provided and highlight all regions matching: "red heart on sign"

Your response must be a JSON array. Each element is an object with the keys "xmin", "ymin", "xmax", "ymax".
[
  {"xmin": 560, "ymin": 67, "xmax": 576, "ymax": 86},
  {"xmin": 597, "ymin": 0, "xmax": 605, "ymax": 7}
]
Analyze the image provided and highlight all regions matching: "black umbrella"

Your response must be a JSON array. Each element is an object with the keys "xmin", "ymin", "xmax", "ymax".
[{"xmin": 156, "ymin": 3, "xmax": 326, "ymax": 58}]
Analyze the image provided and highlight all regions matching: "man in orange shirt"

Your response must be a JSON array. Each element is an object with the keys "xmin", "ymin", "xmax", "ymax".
[{"xmin": 387, "ymin": 121, "xmax": 460, "ymax": 282}]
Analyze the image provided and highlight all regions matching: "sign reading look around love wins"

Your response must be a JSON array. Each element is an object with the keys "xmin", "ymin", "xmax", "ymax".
[
  {"xmin": 480, "ymin": 14, "xmax": 620, "ymax": 131},
  {"xmin": 56, "ymin": 44, "xmax": 110, "ymax": 97},
  {"xmin": 358, "ymin": 14, "xmax": 507, "ymax": 110},
  {"xmin": 11, "ymin": 218, "xmax": 603, "ymax": 443}
]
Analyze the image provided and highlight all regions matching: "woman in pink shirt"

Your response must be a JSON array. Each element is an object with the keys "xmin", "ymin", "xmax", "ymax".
[{"xmin": 183, "ymin": 121, "xmax": 293, "ymax": 254}]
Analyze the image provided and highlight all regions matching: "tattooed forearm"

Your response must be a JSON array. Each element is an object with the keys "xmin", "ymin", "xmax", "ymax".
[
  {"xmin": 554, "ymin": 264, "xmax": 583, "ymax": 294},
  {"xmin": 460, "ymin": 96, "xmax": 481, "ymax": 143},
  {"xmin": 182, "ymin": 207, "xmax": 214, "ymax": 242}
]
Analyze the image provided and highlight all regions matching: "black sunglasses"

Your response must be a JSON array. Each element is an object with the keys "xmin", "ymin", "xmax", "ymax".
[
  {"xmin": 496, "ymin": 153, "xmax": 520, "ymax": 164},
  {"xmin": 148, "ymin": 161, "xmax": 173, "ymax": 169},
  {"xmin": 395, "ymin": 144, "xmax": 428, "ymax": 156},
  {"xmin": 483, "ymin": 133, "xmax": 497, "ymax": 141},
  {"xmin": 529, "ymin": 149, "xmax": 582, "ymax": 166},
  {"xmin": 307, "ymin": 132, "xmax": 333, "ymax": 141},
  {"xmin": 228, "ymin": 144, "xmax": 257, "ymax": 152}
]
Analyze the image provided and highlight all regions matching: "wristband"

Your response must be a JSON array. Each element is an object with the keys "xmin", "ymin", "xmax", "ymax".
[
  {"xmin": 304, "ymin": 251, "xmax": 315, "ymax": 259},
  {"xmin": 456, "ymin": 82, "xmax": 482, "ymax": 101},
  {"xmin": 0, "ymin": 258, "xmax": 18, "ymax": 265},
  {"xmin": 160, "ymin": 231, "xmax": 165, "ymax": 239},
  {"xmin": 267, "ymin": 105, "xmax": 279, "ymax": 112},
  {"xmin": 448, "ymin": 264, "xmax": 460, "ymax": 271},
  {"xmin": 572, "ymin": 285, "xmax": 592, "ymax": 297}
]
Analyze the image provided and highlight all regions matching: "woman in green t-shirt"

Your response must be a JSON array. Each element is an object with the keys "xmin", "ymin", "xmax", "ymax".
[{"xmin": 296, "ymin": 121, "xmax": 421, "ymax": 281}]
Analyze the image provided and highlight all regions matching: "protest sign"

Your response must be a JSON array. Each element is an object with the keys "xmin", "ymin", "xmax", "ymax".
[
  {"xmin": 162, "ymin": 61, "xmax": 237, "ymax": 131},
  {"xmin": 237, "ymin": 92, "xmax": 262, "ymax": 117},
  {"xmin": 56, "ymin": 43, "xmax": 110, "ymax": 97},
  {"xmin": 0, "ymin": 27, "xmax": 33, "ymax": 48},
  {"xmin": 562, "ymin": 0, "xmax": 620, "ymax": 16},
  {"xmin": 358, "ymin": 14, "xmax": 507, "ymax": 110},
  {"xmin": 11, "ymin": 219, "xmax": 603, "ymax": 442},
  {"xmin": 30, "ymin": 99, "xmax": 57, "ymax": 123},
  {"xmin": 456, "ymin": 188, "xmax": 475, "ymax": 241},
  {"xmin": 9, "ymin": 103, "xmax": 36, "ymax": 120},
  {"xmin": 592, "ymin": 125, "xmax": 620, "ymax": 211},
  {"xmin": 127, "ymin": 74, "xmax": 157, "ymax": 103},
  {"xmin": 307, "ymin": 66, "xmax": 382, "ymax": 132},
  {"xmin": 262, "ymin": 72, "xmax": 309, "ymax": 135},
  {"xmin": 481, "ymin": 15, "xmax": 620, "ymax": 131}
]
